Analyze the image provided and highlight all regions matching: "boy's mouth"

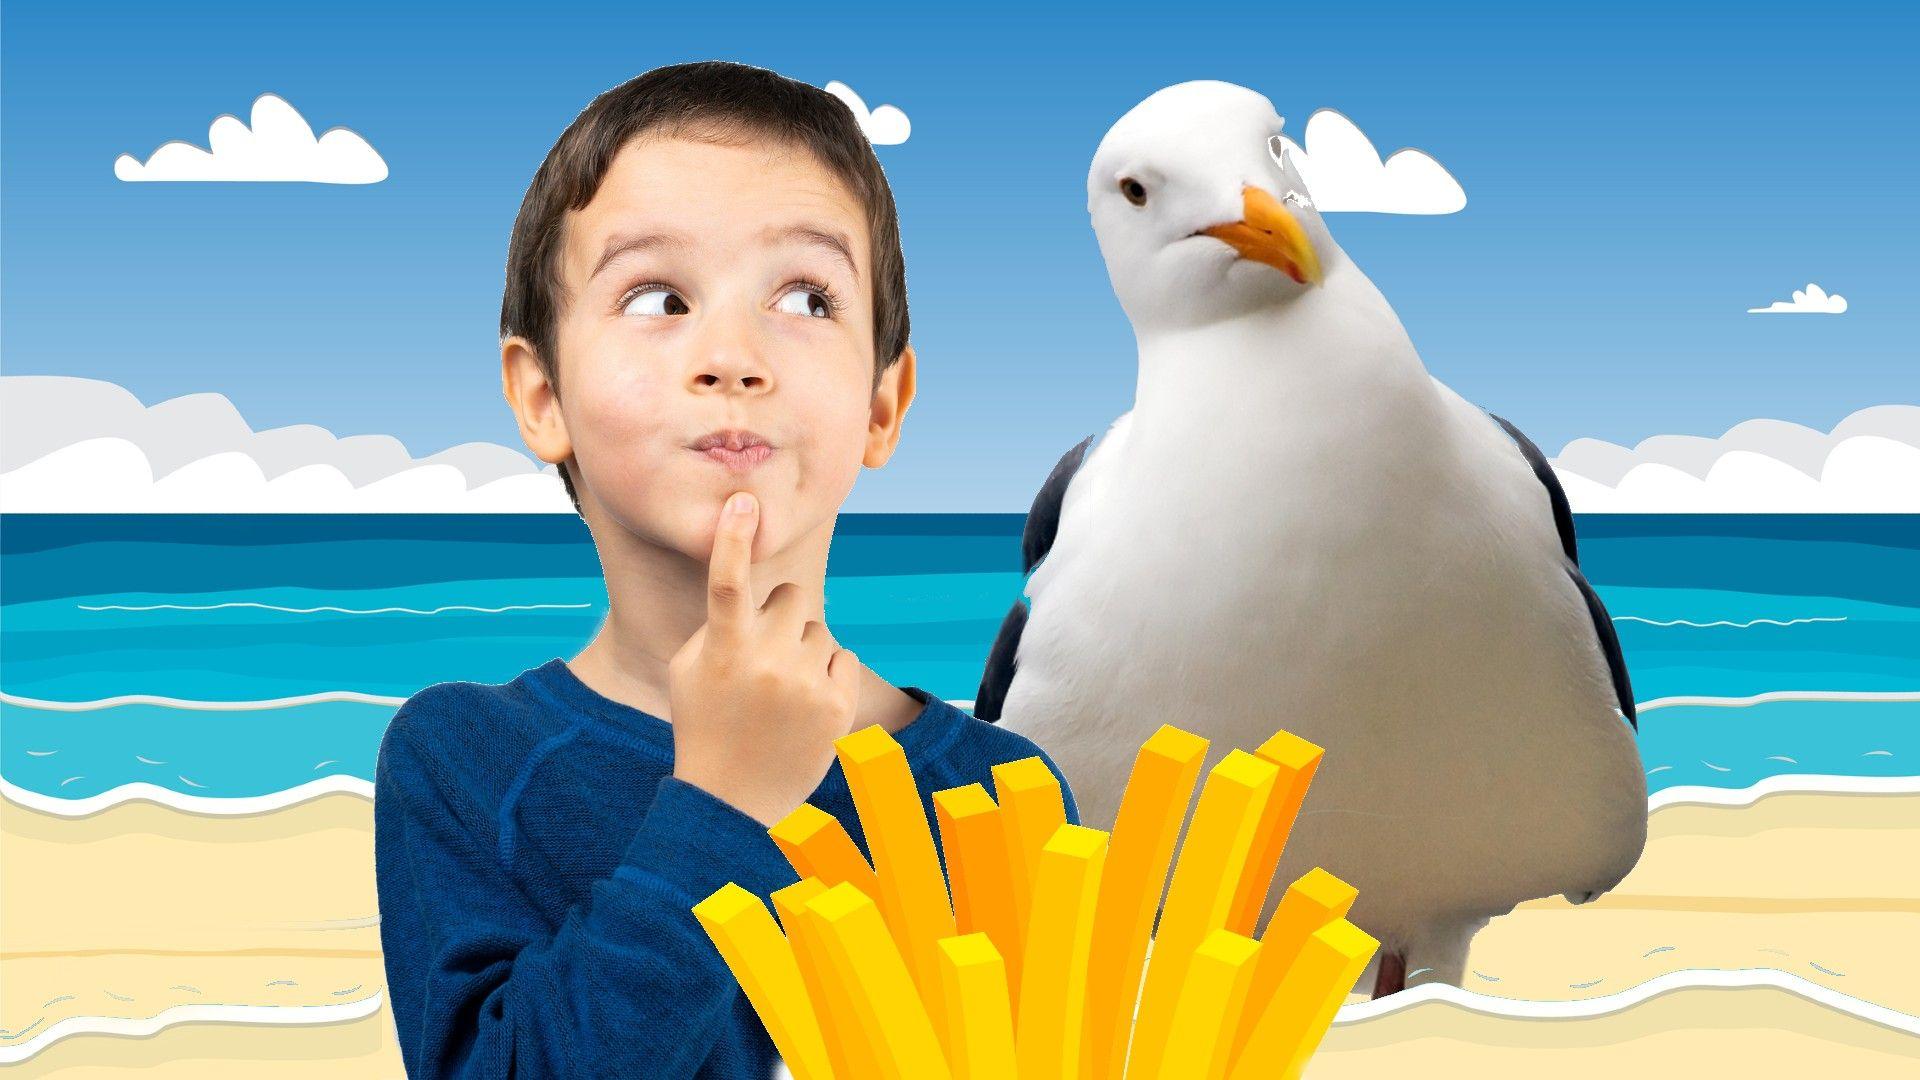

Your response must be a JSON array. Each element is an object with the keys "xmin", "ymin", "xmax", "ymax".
[
  {"xmin": 688, "ymin": 428, "xmax": 774, "ymax": 473},
  {"xmin": 694, "ymin": 444, "xmax": 774, "ymax": 472}
]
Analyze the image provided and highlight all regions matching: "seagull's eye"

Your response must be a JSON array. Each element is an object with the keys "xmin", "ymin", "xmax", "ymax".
[
  {"xmin": 622, "ymin": 286, "xmax": 688, "ymax": 316},
  {"xmin": 1119, "ymin": 177, "xmax": 1149, "ymax": 207}
]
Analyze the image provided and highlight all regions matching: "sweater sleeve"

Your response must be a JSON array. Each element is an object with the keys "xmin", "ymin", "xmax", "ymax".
[{"xmin": 375, "ymin": 725, "xmax": 800, "ymax": 1078}]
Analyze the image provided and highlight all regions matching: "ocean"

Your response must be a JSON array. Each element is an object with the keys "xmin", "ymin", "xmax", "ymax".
[{"xmin": 3, "ymin": 513, "xmax": 1917, "ymax": 809}]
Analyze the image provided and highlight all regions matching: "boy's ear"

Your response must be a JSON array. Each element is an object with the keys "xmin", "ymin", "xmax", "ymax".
[
  {"xmin": 501, "ymin": 336, "xmax": 573, "ymax": 471},
  {"xmin": 864, "ymin": 343, "xmax": 917, "ymax": 468}
]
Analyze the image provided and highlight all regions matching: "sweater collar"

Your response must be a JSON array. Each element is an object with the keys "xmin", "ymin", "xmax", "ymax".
[{"xmin": 523, "ymin": 657, "xmax": 965, "ymax": 789}]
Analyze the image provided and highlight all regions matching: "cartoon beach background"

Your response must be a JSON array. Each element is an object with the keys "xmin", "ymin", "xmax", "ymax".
[{"xmin": 4, "ymin": 5, "xmax": 1917, "ymax": 1077}]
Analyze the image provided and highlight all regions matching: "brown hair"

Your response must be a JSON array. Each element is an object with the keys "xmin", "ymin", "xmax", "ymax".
[{"xmin": 500, "ymin": 60, "xmax": 911, "ymax": 514}]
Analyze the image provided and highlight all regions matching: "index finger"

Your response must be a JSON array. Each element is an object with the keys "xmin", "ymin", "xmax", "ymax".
[{"xmin": 707, "ymin": 491, "xmax": 759, "ymax": 636}]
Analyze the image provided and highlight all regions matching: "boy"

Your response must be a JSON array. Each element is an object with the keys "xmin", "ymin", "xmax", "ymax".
[{"xmin": 373, "ymin": 61, "xmax": 1079, "ymax": 1078}]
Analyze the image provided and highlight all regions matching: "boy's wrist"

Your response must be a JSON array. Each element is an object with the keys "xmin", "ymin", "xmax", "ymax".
[{"xmin": 671, "ymin": 765, "xmax": 792, "ymax": 828}]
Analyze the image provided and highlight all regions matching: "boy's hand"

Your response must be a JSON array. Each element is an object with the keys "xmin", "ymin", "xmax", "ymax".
[{"xmin": 668, "ymin": 491, "xmax": 863, "ymax": 827}]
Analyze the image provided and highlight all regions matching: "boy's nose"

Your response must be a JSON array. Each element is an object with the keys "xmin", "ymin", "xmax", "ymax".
[
  {"xmin": 689, "ymin": 331, "xmax": 773, "ymax": 393},
  {"xmin": 692, "ymin": 364, "xmax": 768, "ymax": 391}
]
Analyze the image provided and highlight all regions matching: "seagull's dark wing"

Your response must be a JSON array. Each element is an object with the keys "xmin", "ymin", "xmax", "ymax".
[
  {"xmin": 974, "ymin": 433, "xmax": 1097, "ymax": 723},
  {"xmin": 1489, "ymin": 412, "xmax": 1638, "ymax": 731},
  {"xmin": 1568, "ymin": 562, "xmax": 1638, "ymax": 731},
  {"xmin": 1489, "ymin": 413, "xmax": 1578, "ymax": 564}
]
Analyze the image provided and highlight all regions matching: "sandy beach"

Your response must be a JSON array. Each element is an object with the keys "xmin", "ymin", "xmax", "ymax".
[
  {"xmin": 4, "ymin": 785, "xmax": 1917, "ymax": 1076},
  {"xmin": 0, "ymin": 791, "xmax": 402, "ymax": 1077},
  {"xmin": 1314, "ymin": 788, "xmax": 1920, "ymax": 1077}
]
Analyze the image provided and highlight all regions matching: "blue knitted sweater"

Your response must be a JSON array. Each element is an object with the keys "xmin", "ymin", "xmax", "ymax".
[{"xmin": 373, "ymin": 657, "xmax": 1079, "ymax": 1078}]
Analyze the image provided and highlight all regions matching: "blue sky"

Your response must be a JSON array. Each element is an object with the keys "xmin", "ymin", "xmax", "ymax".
[{"xmin": 4, "ymin": 1, "xmax": 1914, "ymax": 511}]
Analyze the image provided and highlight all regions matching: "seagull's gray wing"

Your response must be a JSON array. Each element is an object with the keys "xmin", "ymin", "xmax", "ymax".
[
  {"xmin": 1488, "ymin": 412, "xmax": 1638, "ymax": 731},
  {"xmin": 973, "ymin": 433, "xmax": 1097, "ymax": 723}
]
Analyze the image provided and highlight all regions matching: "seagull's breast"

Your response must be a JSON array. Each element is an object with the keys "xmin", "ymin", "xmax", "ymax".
[{"xmin": 1001, "ymin": 380, "xmax": 1647, "ymax": 926}]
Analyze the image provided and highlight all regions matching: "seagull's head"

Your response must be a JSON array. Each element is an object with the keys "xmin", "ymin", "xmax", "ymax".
[{"xmin": 1087, "ymin": 80, "xmax": 1336, "ymax": 333}]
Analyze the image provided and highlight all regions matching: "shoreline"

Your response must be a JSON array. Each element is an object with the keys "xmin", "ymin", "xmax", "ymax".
[
  {"xmin": 5, "ymin": 777, "xmax": 1918, "ymax": 1074},
  {"xmin": 11, "ymin": 766, "xmax": 1920, "ymax": 819}
]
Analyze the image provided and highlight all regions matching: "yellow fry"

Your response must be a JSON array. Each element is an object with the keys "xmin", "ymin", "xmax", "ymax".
[
  {"xmin": 992, "ymin": 756, "xmax": 1065, "ymax": 942},
  {"xmin": 692, "ymin": 883, "xmax": 833, "ymax": 1080},
  {"xmin": 1229, "ymin": 731, "xmax": 1324, "ymax": 937},
  {"xmin": 799, "ymin": 881, "xmax": 954, "ymax": 1080},
  {"xmin": 772, "ymin": 877, "xmax": 884, "ymax": 1080},
  {"xmin": 1125, "ymin": 750, "xmax": 1278, "ymax": 1080},
  {"xmin": 771, "ymin": 801, "xmax": 882, "ymax": 901},
  {"xmin": 1156, "ymin": 929, "xmax": 1263, "ymax": 1080},
  {"xmin": 1228, "ymin": 867, "xmax": 1357, "ymax": 1065},
  {"xmin": 934, "ymin": 783, "xmax": 1025, "ymax": 1014},
  {"xmin": 1017, "ymin": 824, "xmax": 1107, "ymax": 1079},
  {"xmin": 1227, "ymin": 919, "xmax": 1379, "ymax": 1080},
  {"xmin": 836, "ymin": 724, "xmax": 959, "ymax": 1029},
  {"xmin": 1081, "ymin": 724, "xmax": 1210, "ymax": 1080},
  {"xmin": 938, "ymin": 933, "xmax": 1018, "ymax": 1080}
]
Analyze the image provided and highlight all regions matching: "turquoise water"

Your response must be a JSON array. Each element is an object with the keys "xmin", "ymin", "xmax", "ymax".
[{"xmin": 2, "ymin": 513, "xmax": 1916, "ymax": 801}]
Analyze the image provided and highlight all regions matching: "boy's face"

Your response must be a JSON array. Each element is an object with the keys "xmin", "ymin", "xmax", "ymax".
[{"xmin": 525, "ymin": 134, "xmax": 909, "ymax": 565}]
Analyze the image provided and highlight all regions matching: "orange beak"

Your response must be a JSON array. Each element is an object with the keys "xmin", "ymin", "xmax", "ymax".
[{"xmin": 1199, "ymin": 185, "xmax": 1322, "ymax": 286}]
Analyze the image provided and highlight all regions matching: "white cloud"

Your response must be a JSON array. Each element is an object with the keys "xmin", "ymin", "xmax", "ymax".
[
  {"xmin": 1550, "ymin": 405, "xmax": 1920, "ymax": 512},
  {"xmin": 1748, "ymin": 282, "xmax": 1848, "ymax": 314},
  {"xmin": 1273, "ymin": 108, "xmax": 1464, "ymax": 214},
  {"xmin": 0, "ymin": 377, "xmax": 569, "ymax": 513},
  {"xmin": 822, "ymin": 80, "xmax": 910, "ymax": 145},
  {"xmin": 8, "ymin": 377, "xmax": 1910, "ymax": 515},
  {"xmin": 114, "ymin": 93, "xmax": 387, "ymax": 184}
]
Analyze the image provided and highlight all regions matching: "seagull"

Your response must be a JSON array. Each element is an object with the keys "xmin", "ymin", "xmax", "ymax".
[{"xmin": 974, "ymin": 80, "xmax": 1648, "ymax": 998}]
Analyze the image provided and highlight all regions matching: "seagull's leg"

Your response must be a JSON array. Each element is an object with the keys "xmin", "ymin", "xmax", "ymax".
[
  {"xmin": 1400, "ymin": 917, "xmax": 1487, "ymax": 992},
  {"xmin": 1362, "ymin": 922, "xmax": 1488, "ymax": 1000},
  {"xmin": 1370, "ymin": 950, "xmax": 1407, "ymax": 999}
]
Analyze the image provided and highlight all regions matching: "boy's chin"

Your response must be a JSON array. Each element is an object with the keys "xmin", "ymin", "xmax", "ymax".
[
  {"xmin": 685, "ymin": 499, "xmax": 771, "ymax": 560},
  {"xmin": 593, "ymin": 496, "xmax": 765, "ymax": 564}
]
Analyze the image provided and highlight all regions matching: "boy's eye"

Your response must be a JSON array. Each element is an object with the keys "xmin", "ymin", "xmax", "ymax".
[
  {"xmin": 624, "ymin": 287, "xmax": 688, "ymax": 316},
  {"xmin": 776, "ymin": 286, "xmax": 832, "ymax": 319}
]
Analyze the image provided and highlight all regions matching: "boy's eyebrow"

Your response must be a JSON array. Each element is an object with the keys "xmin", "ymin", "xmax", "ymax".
[
  {"xmin": 587, "ymin": 223, "xmax": 861, "ymax": 285},
  {"xmin": 761, "ymin": 224, "xmax": 861, "ymax": 285},
  {"xmin": 589, "ymin": 231, "xmax": 690, "ymax": 284}
]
